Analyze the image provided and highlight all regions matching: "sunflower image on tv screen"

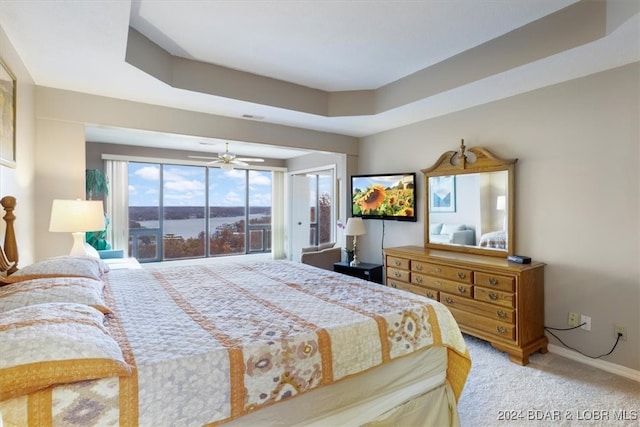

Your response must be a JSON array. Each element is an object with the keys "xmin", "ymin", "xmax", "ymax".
[{"xmin": 352, "ymin": 174, "xmax": 415, "ymax": 218}]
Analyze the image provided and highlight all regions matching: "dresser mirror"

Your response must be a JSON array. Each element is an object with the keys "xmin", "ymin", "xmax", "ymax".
[{"xmin": 422, "ymin": 140, "xmax": 517, "ymax": 257}]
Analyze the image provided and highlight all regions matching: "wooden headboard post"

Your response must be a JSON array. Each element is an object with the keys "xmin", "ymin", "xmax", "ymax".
[{"xmin": 1, "ymin": 196, "xmax": 18, "ymax": 274}]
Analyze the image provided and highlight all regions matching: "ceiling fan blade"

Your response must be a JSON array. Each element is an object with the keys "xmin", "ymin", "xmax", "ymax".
[
  {"xmin": 231, "ymin": 159, "xmax": 249, "ymax": 167},
  {"xmin": 236, "ymin": 157, "xmax": 265, "ymax": 162}
]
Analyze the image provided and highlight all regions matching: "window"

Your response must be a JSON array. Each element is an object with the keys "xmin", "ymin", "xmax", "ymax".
[
  {"xmin": 209, "ymin": 168, "xmax": 246, "ymax": 255},
  {"xmin": 128, "ymin": 162, "xmax": 272, "ymax": 262},
  {"xmin": 163, "ymin": 165, "xmax": 206, "ymax": 260},
  {"xmin": 248, "ymin": 170, "xmax": 272, "ymax": 252}
]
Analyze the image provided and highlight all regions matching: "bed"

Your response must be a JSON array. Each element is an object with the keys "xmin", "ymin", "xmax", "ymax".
[
  {"xmin": 0, "ymin": 196, "xmax": 471, "ymax": 426},
  {"xmin": 478, "ymin": 230, "xmax": 507, "ymax": 249}
]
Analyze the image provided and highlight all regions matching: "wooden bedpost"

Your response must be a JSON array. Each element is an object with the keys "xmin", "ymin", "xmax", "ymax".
[{"xmin": 1, "ymin": 196, "xmax": 18, "ymax": 274}]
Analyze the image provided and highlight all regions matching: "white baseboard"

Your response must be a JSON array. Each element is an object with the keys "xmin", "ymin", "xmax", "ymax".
[{"xmin": 548, "ymin": 344, "xmax": 640, "ymax": 382}]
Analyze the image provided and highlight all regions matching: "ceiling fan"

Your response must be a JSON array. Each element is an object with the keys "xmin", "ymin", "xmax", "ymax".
[{"xmin": 189, "ymin": 142, "xmax": 265, "ymax": 170}]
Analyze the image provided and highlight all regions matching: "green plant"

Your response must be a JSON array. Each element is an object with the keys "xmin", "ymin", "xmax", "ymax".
[
  {"xmin": 86, "ymin": 217, "xmax": 112, "ymax": 250},
  {"xmin": 85, "ymin": 169, "xmax": 111, "ymax": 250},
  {"xmin": 85, "ymin": 169, "xmax": 109, "ymax": 199}
]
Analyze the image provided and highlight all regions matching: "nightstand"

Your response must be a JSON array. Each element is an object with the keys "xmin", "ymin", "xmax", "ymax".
[{"xmin": 333, "ymin": 261, "xmax": 383, "ymax": 284}]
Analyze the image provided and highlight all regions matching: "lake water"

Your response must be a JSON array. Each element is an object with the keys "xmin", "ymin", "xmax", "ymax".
[{"xmin": 136, "ymin": 216, "xmax": 268, "ymax": 239}]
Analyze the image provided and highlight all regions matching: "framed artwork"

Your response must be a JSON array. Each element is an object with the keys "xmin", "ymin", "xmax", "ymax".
[
  {"xmin": 0, "ymin": 58, "xmax": 16, "ymax": 168},
  {"xmin": 429, "ymin": 175, "xmax": 456, "ymax": 212}
]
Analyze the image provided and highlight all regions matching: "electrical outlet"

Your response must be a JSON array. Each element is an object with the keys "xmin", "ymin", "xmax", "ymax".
[
  {"xmin": 614, "ymin": 324, "xmax": 627, "ymax": 341},
  {"xmin": 580, "ymin": 315, "xmax": 591, "ymax": 331},
  {"xmin": 568, "ymin": 312, "xmax": 580, "ymax": 327}
]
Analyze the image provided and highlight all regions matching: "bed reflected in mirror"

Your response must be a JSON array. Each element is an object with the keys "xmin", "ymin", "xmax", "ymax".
[{"xmin": 428, "ymin": 171, "xmax": 509, "ymax": 252}]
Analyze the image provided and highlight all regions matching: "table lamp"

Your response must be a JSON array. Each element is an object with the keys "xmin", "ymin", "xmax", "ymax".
[
  {"xmin": 49, "ymin": 199, "xmax": 105, "ymax": 256},
  {"xmin": 345, "ymin": 217, "xmax": 366, "ymax": 266}
]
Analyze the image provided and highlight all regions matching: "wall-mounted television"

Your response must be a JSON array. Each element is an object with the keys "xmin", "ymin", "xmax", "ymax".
[{"xmin": 351, "ymin": 172, "xmax": 417, "ymax": 221}]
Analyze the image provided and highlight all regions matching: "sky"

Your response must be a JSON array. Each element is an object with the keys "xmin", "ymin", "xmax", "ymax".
[
  {"xmin": 128, "ymin": 162, "xmax": 272, "ymax": 207},
  {"xmin": 351, "ymin": 173, "xmax": 414, "ymax": 195}
]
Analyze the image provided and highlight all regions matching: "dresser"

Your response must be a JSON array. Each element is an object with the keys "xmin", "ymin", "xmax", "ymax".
[{"xmin": 384, "ymin": 245, "xmax": 547, "ymax": 365}]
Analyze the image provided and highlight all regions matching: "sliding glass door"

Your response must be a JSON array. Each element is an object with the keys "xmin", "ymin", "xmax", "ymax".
[{"xmin": 289, "ymin": 167, "xmax": 335, "ymax": 261}]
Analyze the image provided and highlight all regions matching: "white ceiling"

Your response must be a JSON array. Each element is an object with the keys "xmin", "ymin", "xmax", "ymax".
[{"xmin": 1, "ymin": 0, "xmax": 638, "ymax": 159}]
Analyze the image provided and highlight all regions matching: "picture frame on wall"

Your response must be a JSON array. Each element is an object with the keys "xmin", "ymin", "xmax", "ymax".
[
  {"xmin": 429, "ymin": 175, "xmax": 456, "ymax": 212},
  {"xmin": 0, "ymin": 58, "xmax": 16, "ymax": 168}
]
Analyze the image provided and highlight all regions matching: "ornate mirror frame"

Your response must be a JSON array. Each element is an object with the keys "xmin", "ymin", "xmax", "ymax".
[{"xmin": 422, "ymin": 140, "xmax": 517, "ymax": 258}]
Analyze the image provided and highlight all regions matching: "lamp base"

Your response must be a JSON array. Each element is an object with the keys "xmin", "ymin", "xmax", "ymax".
[
  {"xmin": 69, "ymin": 232, "xmax": 99, "ymax": 258},
  {"xmin": 350, "ymin": 257, "xmax": 361, "ymax": 267}
]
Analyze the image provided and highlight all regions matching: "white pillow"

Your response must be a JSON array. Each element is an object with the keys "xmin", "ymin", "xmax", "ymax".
[
  {"xmin": 441, "ymin": 224, "xmax": 466, "ymax": 235},
  {"xmin": 0, "ymin": 276, "xmax": 110, "ymax": 314},
  {"xmin": 0, "ymin": 302, "xmax": 131, "ymax": 401},
  {"xmin": 84, "ymin": 242, "xmax": 101, "ymax": 259},
  {"xmin": 1, "ymin": 255, "xmax": 107, "ymax": 284},
  {"xmin": 429, "ymin": 223, "xmax": 443, "ymax": 235}
]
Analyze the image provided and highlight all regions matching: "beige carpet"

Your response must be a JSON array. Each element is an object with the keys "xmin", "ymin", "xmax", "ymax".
[{"xmin": 457, "ymin": 334, "xmax": 639, "ymax": 427}]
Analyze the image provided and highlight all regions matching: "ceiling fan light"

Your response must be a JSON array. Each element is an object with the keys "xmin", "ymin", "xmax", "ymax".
[{"xmin": 221, "ymin": 163, "xmax": 233, "ymax": 171}]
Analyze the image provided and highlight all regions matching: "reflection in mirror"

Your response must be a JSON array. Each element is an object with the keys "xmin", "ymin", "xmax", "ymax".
[
  {"xmin": 428, "ymin": 171, "xmax": 508, "ymax": 252},
  {"xmin": 422, "ymin": 141, "xmax": 517, "ymax": 257}
]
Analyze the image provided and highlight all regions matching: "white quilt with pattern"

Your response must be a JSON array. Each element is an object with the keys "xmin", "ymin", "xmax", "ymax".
[{"xmin": 2, "ymin": 260, "xmax": 470, "ymax": 426}]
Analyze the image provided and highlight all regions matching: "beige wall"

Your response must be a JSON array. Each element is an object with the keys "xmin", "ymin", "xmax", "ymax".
[
  {"xmin": 358, "ymin": 63, "xmax": 639, "ymax": 371},
  {"xmin": 0, "ymin": 26, "xmax": 36, "ymax": 266},
  {"xmin": 32, "ymin": 88, "xmax": 358, "ymax": 260},
  {"xmin": 86, "ymin": 142, "xmax": 288, "ymax": 169}
]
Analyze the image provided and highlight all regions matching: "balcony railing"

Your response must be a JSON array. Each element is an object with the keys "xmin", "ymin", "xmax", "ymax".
[{"xmin": 129, "ymin": 224, "xmax": 271, "ymax": 262}]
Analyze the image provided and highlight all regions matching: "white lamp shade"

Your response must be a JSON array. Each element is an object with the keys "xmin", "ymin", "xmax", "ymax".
[
  {"xmin": 345, "ymin": 217, "xmax": 366, "ymax": 236},
  {"xmin": 49, "ymin": 199, "xmax": 105, "ymax": 232}
]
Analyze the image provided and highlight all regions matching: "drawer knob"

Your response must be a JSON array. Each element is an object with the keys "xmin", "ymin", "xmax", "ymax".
[
  {"xmin": 489, "ymin": 277, "xmax": 498, "ymax": 285},
  {"xmin": 415, "ymin": 276, "xmax": 423, "ymax": 283},
  {"xmin": 427, "ymin": 292, "xmax": 434, "ymax": 298},
  {"xmin": 496, "ymin": 310, "xmax": 507, "ymax": 319},
  {"xmin": 488, "ymin": 292, "xmax": 499, "ymax": 301},
  {"xmin": 394, "ymin": 272, "xmax": 402, "ymax": 278},
  {"xmin": 457, "ymin": 285, "xmax": 467, "ymax": 294},
  {"xmin": 436, "ymin": 280, "xmax": 443, "ymax": 286},
  {"xmin": 457, "ymin": 272, "xmax": 467, "ymax": 279},
  {"xmin": 395, "ymin": 260, "xmax": 401, "ymax": 266},
  {"xmin": 444, "ymin": 296, "xmax": 454, "ymax": 304},
  {"xmin": 415, "ymin": 264, "xmax": 422, "ymax": 271},
  {"xmin": 435, "ymin": 267, "xmax": 442, "ymax": 273},
  {"xmin": 496, "ymin": 326, "xmax": 507, "ymax": 335}
]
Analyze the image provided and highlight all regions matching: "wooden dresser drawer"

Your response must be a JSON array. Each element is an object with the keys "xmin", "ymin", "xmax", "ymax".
[
  {"xmin": 418, "ymin": 262, "xmax": 472, "ymax": 283},
  {"xmin": 448, "ymin": 307, "xmax": 516, "ymax": 341},
  {"xmin": 387, "ymin": 278, "xmax": 405, "ymax": 289},
  {"xmin": 440, "ymin": 292, "xmax": 515, "ymax": 324},
  {"xmin": 475, "ymin": 271, "xmax": 515, "ymax": 292},
  {"xmin": 384, "ymin": 246, "xmax": 547, "ymax": 365},
  {"xmin": 387, "ymin": 256, "xmax": 410, "ymax": 270},
  {"xmin": 412, "ymin": 273, "xmax": 473, "ymax": 298},
  {"xmin": 474, "ymin": 287, "xmax": 514, "ymax": 308},
  {"xmin": 386, "ymin": 267, "xmax": 410, "ymax": 283},
  {"xmin": 396, "ymin": 282, "xmax": 439, "ymax": 300}
]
